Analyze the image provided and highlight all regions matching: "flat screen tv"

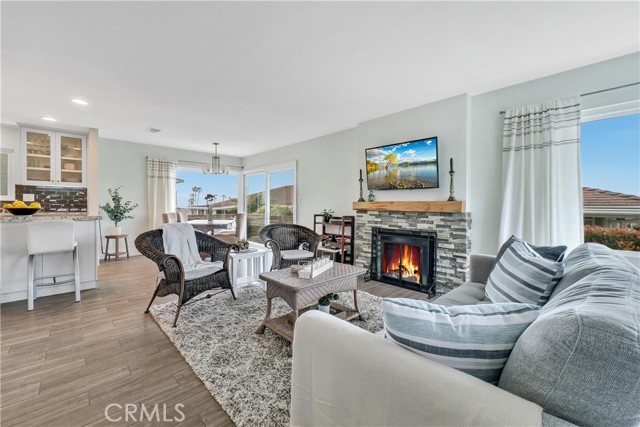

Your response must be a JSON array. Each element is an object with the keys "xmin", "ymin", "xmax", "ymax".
[{"xmin": 365, "ymin": 136, "xmax": 439, "ymax": 190}]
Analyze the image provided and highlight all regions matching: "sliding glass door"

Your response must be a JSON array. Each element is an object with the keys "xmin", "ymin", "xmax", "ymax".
[
  {"xmin": 245, "ymin": 162, "xmax": 296, "ymax": 241},
  {"xmin": 269, "ymin": 169, "xmax": 294, "ymax": 224},
  {"xmin": 246, "ymin": 172, "xmax": 267, "ymax": 241}
]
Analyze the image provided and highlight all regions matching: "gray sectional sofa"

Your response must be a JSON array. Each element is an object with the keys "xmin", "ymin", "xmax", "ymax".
[{"xmin": 291, "ymin": 243, "xmax": 640, "ymax": 426}]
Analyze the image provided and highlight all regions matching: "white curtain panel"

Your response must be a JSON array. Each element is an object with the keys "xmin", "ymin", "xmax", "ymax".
[
  {"xmin": 499, "ymin": 96, "xmax": 583, "ymax": 251},
  {"xmin": 147, "ymin": 158, "xmax": 177, "ymax": 229}
]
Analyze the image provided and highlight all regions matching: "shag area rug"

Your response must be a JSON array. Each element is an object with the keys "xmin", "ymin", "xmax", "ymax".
[{"xmin": 149, "ymin": 285, "xmax": 385, "ymax": 427}]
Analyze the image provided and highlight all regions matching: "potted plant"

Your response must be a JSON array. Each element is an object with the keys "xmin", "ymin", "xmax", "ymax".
[
  {"xmin": 204, "ymin": 193, "xmax": 216, "ymax": 223},
  {"xmin": 100, "ymin": 186, "xmax": 138, "ymax": 236},
  {"xmin": 318, "ymin": 293, "xmax": 339, "ymax": 313},
  {"xmin": 237, "ymin": 238, "xmax": 250, "ymax": 251},
  {"xmin": 321, "ymin": 208, "xmax": 334, "ymax": 223}
]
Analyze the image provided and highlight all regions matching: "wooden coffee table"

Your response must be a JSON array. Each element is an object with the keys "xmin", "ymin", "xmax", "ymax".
[{"xmin": 256, "ymin": 263, "xmax": 366, "ymax": 342}]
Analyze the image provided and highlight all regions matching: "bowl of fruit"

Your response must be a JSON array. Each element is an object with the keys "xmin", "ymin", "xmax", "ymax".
[{"xmin": 3, "ymin": 201, "xmax": 42, "ymax": 216}]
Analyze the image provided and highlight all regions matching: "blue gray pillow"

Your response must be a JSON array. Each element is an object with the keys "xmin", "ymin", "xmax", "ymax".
[
  {"xmin": 529, "ymin": 243, "xmax": 567, "ymax": 262},
  {"xmin": 486, "ymin": 239, "xmax": 565, "ymax": 305},
  {"xmin": 382, "ymin": 298, "xmax": 541, "ymax": 385},
  {"xmin": 497, "ymin": 235, "xmax": 567, "ymax": 262}
]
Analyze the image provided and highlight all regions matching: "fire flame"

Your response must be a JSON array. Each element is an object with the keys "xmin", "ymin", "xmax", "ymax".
[{"xmin": 383, "ymin": 244, "xmax": 420, "ymax": 282}]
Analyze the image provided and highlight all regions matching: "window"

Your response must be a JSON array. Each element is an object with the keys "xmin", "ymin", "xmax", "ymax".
[
  {"xmin": 580, "ymin": 100, "xmax": 640, "ymax": 252},
  {"xmin": 244, "ymin": 162, "xmax": 296, "ymax": 241},
  {"xmin": 176, "ymin": 168, "xmax": 239, "ymax": 220}
]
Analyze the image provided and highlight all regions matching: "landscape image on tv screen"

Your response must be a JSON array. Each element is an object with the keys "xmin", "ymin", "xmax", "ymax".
[{"xmin": 365, "ymin": 137, "xmax": 439, "ymax": 190}]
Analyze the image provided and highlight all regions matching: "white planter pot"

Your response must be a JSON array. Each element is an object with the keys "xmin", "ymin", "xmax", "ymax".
[
  {"xmin": 318, "ymin": 304, "xmax": 331, "ymax": 314},
  {"xmin": 110, "ymin": 226, "xmax": 122, "ymax": 236}
]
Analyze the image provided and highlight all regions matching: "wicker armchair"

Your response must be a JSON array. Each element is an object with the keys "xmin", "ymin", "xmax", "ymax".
[
  {"xmin": 259, "ymin": 223, "xmax": 323, "ymax": 270},
  {"xmin": 135, "ymin": 228, "xmax": 238, "ymax": 327}
]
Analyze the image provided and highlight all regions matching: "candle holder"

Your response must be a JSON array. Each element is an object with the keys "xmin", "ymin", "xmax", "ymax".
[
  {"xmin": 447, "ymin": 170, "xmax": 456, "ymax": 201},
  {"xmin": 358, "ymin": 178, "xmax": 365, "ymax": 202}
]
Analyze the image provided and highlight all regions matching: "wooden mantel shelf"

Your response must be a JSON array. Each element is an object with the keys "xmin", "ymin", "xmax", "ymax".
[{"xmin": 352, "ymin": 200, "xmax": 465, "ymax": 213}]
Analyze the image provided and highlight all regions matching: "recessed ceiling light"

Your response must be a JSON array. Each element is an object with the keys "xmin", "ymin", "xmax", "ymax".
[
  {"xmin": 146, "ymin": 127, "xmax": 161, "ymax": 133},
  {"xmin": 41, "ymin": 116, "xmax": 57, "ymax": 122},
  {"xmin": 71, "ymin": 99, "xmax": 89, "ymax": 106}
]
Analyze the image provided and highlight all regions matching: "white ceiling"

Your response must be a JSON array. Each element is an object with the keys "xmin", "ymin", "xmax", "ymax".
[{"xmin": 2, "ymin": 1, "xmax": 639, "ymax": 158}]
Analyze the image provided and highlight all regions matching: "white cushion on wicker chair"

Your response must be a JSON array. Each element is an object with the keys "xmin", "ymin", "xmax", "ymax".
[
  {"xmin": 184, "ymin": 261, "xmax": 223, "ymax": 280},
  {"xmin": 157, "ymin": 260, "xmax": 223, "ymax": 281},
  {"xmin": 282, "ymin": 249, "xmax": 315, "ymax": 260}
]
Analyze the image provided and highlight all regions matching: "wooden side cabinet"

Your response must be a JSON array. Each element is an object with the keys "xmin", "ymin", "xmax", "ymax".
[{"xmin": 313, "ymin": 214, "xmax": 355, "ymax": 265}]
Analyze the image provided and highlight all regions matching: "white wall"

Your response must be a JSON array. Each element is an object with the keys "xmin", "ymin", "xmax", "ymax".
[
  {"xmin": 243, "ymin": 94, "xmax": 469, "ymax": 230},
  {"xmin": 357, "ymin": 94, "xmax": 469, "ymax": 202},
  {"xmin": 468, "ymin": 52, "xmax": 640, "ymax": 254},
  {"xmin": 98, "ymin": 138, "xmax": 242, "ymax": 256},
  {"xmin": 1, "ymin": 125, "xmax": 20, "ymax": 151}
]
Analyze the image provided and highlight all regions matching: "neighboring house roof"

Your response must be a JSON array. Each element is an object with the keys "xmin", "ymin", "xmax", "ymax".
[
  {"xmin": 209, "ymin": 199, "xmax": 236, "ymax": 208},
  {"xmin": 270, "ymin": 185, "xmax": 294, "ymax": 205},
  {"xmin": 187, "ymin": 199, "xmax": 236, "ymax": 211},
  {"xmin": 583, "ymin": 187, "xmax": 640, "ymax": 216}
]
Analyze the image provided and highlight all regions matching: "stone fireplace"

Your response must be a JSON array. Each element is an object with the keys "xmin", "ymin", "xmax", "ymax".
[{"xmin": 353, "ymin": 201, "xmax": 471, "ymax": 294}]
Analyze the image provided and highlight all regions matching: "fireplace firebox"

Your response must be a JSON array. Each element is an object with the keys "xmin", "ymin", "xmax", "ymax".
[{"xmin": 370, "ymin": 228, "xmax": 437, "ymax": 296}]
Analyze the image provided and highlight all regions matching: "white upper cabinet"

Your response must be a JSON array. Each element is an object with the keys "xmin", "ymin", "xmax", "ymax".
[
  {"xmin": 21, "ymin": 127, "xmax": 87, "ymax": 186},
  {"xmin": 57, "ymin": 133, "xmax": 85, "ymax": 186}
]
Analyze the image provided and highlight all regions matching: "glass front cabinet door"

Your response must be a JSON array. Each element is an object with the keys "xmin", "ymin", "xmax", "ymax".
[
  {"xmin": 24, "ymin": 129, "xmax": 54, "ymax": 184},
  {"xmin": 58, "ymin": 134, "xmax": 85, "ymax": 185},
  {"xmin": 22, "ymin": 128, "xmax": 86, "ymax": 186}
]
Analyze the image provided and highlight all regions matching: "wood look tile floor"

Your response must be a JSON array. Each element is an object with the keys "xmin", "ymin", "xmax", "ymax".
[{"xmin": 0, "ymin": 256, "xmax": 430, "ymax": 427}]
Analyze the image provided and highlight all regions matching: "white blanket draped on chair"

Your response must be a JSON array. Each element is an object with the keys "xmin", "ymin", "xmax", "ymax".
[
  {"xmin": 162, "ymin": 223, "xmax": 222, "ymax": 280},
  {"xmin": 499, "ymin": 96, "xmax": 583, "ymax": 251}
]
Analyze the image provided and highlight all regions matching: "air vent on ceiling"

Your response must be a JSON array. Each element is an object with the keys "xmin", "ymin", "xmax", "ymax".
[{"xmin": 145, "ymin": 127, "xmax": 162, "ymax": 133}]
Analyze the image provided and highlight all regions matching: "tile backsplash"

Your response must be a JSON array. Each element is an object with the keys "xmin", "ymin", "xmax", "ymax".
[{"xmin": 13, "ymin": 185, "xmax": 87, "ymax": 212}]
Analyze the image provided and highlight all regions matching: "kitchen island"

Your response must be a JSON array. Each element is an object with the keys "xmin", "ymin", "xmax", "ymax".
[{"xmin": 0, "ymin": 214, "xmax": 101, "ymax": 304}]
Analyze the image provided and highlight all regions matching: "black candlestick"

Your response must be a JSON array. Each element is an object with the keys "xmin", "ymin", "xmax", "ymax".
[
  {"xmin": 358, "ymin": 169, "xmax": 365, "ymax": 202},
  {"xmin": 447, "ymin": 169, "xmax": 456, "ymax": 201}
]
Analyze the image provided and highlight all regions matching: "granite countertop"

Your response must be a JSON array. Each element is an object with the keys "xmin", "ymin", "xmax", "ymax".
[{"xmin": 0, "ymin": 213, "xmax": 102, "ymax": 223}]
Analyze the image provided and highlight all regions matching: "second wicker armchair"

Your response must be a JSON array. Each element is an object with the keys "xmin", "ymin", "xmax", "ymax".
[{"xmin": 259, "ymin": 223, "xmax": 323, "ymax": 270}]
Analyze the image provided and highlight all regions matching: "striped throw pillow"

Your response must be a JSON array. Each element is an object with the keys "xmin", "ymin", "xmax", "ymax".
[
  {"xmin": 486, "ymin": 239, "xmax": 564, "ymax": 305},
  {"xmin": 382, "ymin": 299, "xmax": 540, "ymax": 384}
]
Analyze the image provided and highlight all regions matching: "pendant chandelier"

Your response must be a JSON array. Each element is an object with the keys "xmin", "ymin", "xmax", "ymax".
[{"xmin": 204, "ymin": 142, "xmax": 227, "ymax": 175}]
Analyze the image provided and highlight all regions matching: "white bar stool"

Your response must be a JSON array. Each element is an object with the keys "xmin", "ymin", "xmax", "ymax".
[{"xmin": 24, "ymin": 220, "xmax": 81, "ymax": 311}]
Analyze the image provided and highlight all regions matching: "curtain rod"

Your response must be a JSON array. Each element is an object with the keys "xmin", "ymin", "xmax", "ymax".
[
  {"xmin": 498, "ymin": 81, "xmax": 640, "ymax": 114},
  {"xmin": 178, "ymin": 159, "xmax": 207, "ymax": 166}
]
